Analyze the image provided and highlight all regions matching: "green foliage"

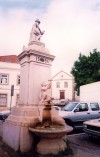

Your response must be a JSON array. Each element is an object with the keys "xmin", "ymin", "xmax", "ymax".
[{"xmin": 71, "ymin": 49, "xmax": 100, "ymax": 95}]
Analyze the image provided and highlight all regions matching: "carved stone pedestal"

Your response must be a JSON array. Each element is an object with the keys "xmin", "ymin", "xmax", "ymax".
[
  {"xmin": 3, "ymin": 105, "xmax": 40, "ymax": 152},
  {"xmin": 37, "ymin": 138, "xmax": 67, "ymax": 155}
]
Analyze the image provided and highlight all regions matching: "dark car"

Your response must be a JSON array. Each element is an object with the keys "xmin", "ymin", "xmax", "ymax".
[
  {"xmin": 83, "ymin": 118, "xmax": 100, "ymax": 138},
  {"xmin": 0, "ymin": 110, "xmax": 10, "ymax": 121},
  {"xmin": 58, "ymin": 101, "xmax": 100, "ymax": 130}
]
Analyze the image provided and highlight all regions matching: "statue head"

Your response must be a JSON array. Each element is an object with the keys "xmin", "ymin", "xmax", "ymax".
[{"xmin": 35, "ymin": 19, "xmax": 40, "ymax": 24}]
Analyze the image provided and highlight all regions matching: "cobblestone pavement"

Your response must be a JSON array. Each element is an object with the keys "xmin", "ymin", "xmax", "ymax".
[{"xmin": 67, "ymin": 133, "xmax": 100, "ymax": 157}]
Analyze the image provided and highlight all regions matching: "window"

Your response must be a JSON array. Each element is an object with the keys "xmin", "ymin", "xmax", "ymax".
[
  {"xmin": 77, "ymin": 103, "xmax": 88, "ymax": 112},
  {"xmin": 17, "ymin": 75, "xmax": 20, "ymax": 85},
  {"xmin": 63, "ymin": 102, "xmax": 78, "ymax": 111},
  {"xmin": 0, "ymin": 74, "xmax": 9, "ymax": 84},
  {"xmin": 64, "ymin": 82, "xmax": 68, "ymax": 88},
  {"xmin": 90, "ymin": 103, "xmax": 99, "ymax": 111},
  {"xmin": 0, "ymin": 94, "xmax": 7, "ymax": 106},
  {"xmin": 56, "ymin": 82, "xmax": 60, "ymax": 88}
]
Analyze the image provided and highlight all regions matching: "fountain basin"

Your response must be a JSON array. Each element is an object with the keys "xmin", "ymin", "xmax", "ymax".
[
  {"xmin": 29, "ymin": 124, "xmax": 73, "ymax": 155},
  {"xmin": 29, "ymin": 124, "xmax": 73, "ymax": 138}
]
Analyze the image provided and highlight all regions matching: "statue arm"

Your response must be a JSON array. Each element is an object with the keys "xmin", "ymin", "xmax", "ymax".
[{"xmin": 37, "ymin": 24, "xmax": 45, "ymax": 35}]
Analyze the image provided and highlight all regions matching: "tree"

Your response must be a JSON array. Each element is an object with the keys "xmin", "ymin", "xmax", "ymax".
[{"xmin": 71, "ymin": 49, "xmax": 100, "ymax": 95}]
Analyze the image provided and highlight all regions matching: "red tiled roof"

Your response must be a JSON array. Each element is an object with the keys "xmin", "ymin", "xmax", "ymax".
[{"xmin": 0, "ymin": 55, "xmax": 19, "ymax": 63}]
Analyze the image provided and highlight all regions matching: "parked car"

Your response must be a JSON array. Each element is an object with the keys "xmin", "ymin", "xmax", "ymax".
[
  {"xmin": 52, "ymin": 99, "xmax": 61, "ymax": 105},
  {"xmin": 58, "ymin": 101, "xmax": 100, "ymax": 130},
  {"xmin": 51, "ymin": 99, "xmax": 69, "ymax": 108},
  {"xmin": 0, "ymin": 110, "xmax": 10, "ymax": 121},
  {"xmin": 52, "ymin": 106, "xmax": 61, "ymax": 110},
  {"xmin": 83, "ymin": 118, "xmax": 100, "ymax": 138}
]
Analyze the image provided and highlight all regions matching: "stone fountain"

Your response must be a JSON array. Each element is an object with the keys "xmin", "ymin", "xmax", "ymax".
[
  {"xmin": 3, "ymin": 19, "xmax": 73, "ymax": 155},
  {"xmin": 29, "ymin": 81, "xmax": 73, "ymax": 155}
]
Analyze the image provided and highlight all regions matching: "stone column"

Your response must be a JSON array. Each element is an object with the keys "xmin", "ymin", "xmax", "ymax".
[
  {"xmin": 3, "ymin": 40, "xmax": 55, "ymax": 152},
  {"xmin": 19, "ymin": 41, "xmax": 55, "ymax": 105}
]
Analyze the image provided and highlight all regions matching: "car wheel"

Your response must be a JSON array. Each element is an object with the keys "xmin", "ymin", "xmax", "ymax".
[{"xmin": 65, "ymin": 119, "xmax": 74, "ymax": 127}]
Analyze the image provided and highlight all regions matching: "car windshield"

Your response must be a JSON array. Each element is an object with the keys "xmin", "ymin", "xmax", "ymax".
[{"xmin": 62, "ymin": 102, "xmax": 78, "ymax": 111}]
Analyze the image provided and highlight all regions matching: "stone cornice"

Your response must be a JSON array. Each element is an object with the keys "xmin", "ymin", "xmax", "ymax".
[
  {"xmin": 18, "ymin": 41, "xmax": 55, "ymax": 61},
  {"xmin": 18, "ymin": 50, "xmax": 55, "ymax": 61}
]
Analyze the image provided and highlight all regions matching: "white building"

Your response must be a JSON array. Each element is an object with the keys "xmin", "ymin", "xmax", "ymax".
[
  {"xmin": 0, "ymin": 60, "xmax": 20, "ymax": 109},
  {"xmin": 51, "ymin": 70, "xmax": 75, "ymax": 101},
  {"xmin": 80, "ymin": 81, "xmax": 100, "ymax": 102}
]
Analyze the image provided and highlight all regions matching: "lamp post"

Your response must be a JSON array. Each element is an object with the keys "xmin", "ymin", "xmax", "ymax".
[{"xmin": 10, "ymin": 85, "xmax": 14, "ymax": 113}]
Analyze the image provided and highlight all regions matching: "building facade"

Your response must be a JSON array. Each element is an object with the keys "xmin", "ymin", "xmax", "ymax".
[
  {"xmin": 51, "ymin": 70, "xmax": 75, "ymax": 101},
  {"xmin": 0, "ymin": 55, "xmax": 20, "ymax": 109}
]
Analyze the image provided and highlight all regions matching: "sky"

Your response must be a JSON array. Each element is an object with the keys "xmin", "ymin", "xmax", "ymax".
[{"xmin": 1, "ymin": 0, "xmax": 100, "ymax": 76}]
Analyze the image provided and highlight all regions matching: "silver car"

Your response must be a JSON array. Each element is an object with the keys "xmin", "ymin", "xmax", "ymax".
[{"xmin": 58, "ymin": 102, "xmax": 100, "ymax": 130}]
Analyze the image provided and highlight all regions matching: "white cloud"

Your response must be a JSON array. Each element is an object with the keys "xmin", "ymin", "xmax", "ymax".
[
  {"xmin": 0, "ymin": 0, "xmax": 100, "ymax": 76},
  {"xmin": 0, "ymin": 8, "xmax": 41, "ymax": 53},
  {"xmin": 42, "ymin": 0, "xmax": 100, "ymax": 75}
]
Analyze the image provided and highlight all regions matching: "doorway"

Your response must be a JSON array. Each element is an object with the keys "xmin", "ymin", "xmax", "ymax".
[{"xmin": 60, "ymin": 91, "xmax": 65, "ymax": 99}]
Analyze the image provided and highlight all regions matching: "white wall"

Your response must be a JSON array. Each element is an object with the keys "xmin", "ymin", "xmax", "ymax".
[
  {"xmin": 0, "ymin": 62, "xmax": 20, "ymax": 108},
  {"xmin": 80, "ymin": 81, "xmax": 100, "ymax": 102}
]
